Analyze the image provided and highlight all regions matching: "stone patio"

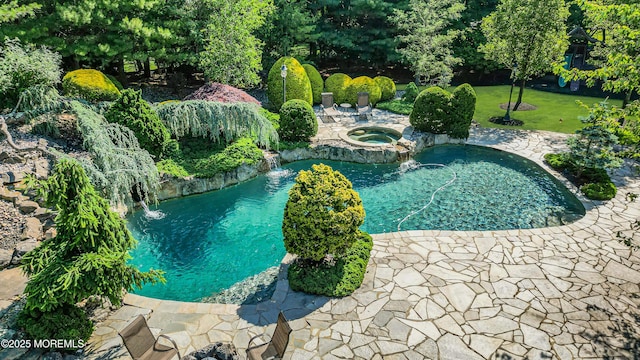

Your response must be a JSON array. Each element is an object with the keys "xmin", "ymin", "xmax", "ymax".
[{"xmin": 2, "ymin": 115, "xmax": 638, "ymax": 360}]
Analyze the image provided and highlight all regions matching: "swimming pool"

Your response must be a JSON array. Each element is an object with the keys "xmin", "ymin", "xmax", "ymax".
[{"xmin": 127, "ymin": 145, "xmax": 584, "ymax": 301}]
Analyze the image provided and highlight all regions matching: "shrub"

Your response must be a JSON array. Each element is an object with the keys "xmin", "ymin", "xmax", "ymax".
[
  {"xmin": 192, "ymin": 137, "xmax": 264, "ymax": 177},
  {"xmin": 376, "ymin": 99, "xmax": 413, "ymax": 115},
  {"xmin": 105, "ymin": 74, "xmax": 124, "ymax": 91},
  {"xmin": 544, "ymin": 153, "xmax": 569, "ymax": 170},
  {"xmin": 324, "ymin": 73, "xmax": 352, "ymax": 104},
  {"xmin": 283, "ymin": 163, "xmax": 365, "ymax": 262},
  {"xmin": 156, "ymin": 158, "xmax": 189, "ymax": 178},
  {"xmin": 259, "ymin": 107, "xmax": 280, "ymax": 131},
  {"xmin": 17, "ymin": 305, "xmax": 94, "ymax": 349},
  {"xmin": 302, "ymin": 64, "xmax": 323, "ymax": 105},
  {"xmin": 267, "ymin": 56, "xmax": 313, "ymax": 111},
  {"xmin": 374, "ymin": 76, "xmax": 396, "ymax": 101},
  {"xmin": 184, "ymin": 82, "xmax": 260, "ymax": 105},
  {"xmin": 401, "ymin": 82, "xmax": 419, "ymax": 103},
  {"xmin": 62, "ymin": 69, "xmax": 121, "ymax": 102},
  {"xmin": 410, "ymin": 86, "xmax": 451, "ymax": 133},
  {"xmin": 288, "ymin": 232, "xmax": 373, "ymax": 297},
  {"xmin": 450, "ymin": 83, "xmax": 477, "ymax": 139},
  {"xmin": 581, "ymin": 181, "xmax": 617, "ymax": 200},
  {"xmin": 105, "ymin": 89, "xmax": 170, "ymax": 158},
  {"xmin": 0, "ymin": 39, "xmax": 62, "ymax": 107},
  {"xmin": 344, "ymin": 76, "xmax": 382, "ymax": 106},
  {"xmin": 278, "ymin": 99, "xmax": 318, "ymax": 142}
]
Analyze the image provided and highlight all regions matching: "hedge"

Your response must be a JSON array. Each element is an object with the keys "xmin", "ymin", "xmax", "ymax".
[{"xmin": 267, "ymin": 56, "xmax": 312, "ymax": 111}]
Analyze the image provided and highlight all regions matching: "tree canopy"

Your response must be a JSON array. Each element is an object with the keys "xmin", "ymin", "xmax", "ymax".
[{"xmin": 479, "ymin": 0, "xmax": 570, "ymax": 109}]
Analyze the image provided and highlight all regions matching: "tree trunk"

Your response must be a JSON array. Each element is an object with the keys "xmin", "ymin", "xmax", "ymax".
[
  {"xmin": 513, "ymin": 79, "xmax": 526, "ymax": 111},
  {"xmin": 622, "ymin": 89, "xmax": 632, "ymax": 109},
  {"xmin": 117, "ymin": 58, "xmax": 127, "ymax": 86},
  {"xmin": 144, "ymin": 57, "xmax": 151, "ymax": 78}
]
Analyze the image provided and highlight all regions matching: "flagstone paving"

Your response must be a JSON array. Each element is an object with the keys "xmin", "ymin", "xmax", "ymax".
[{"xmin": 80, "ymin": 126, "xmax": 640, "ymax": 359}]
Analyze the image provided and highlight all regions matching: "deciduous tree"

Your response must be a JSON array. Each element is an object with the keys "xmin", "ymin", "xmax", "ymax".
[{"xmin": 479, "ymin": 0, "xmax": 570, "ymax": 110}]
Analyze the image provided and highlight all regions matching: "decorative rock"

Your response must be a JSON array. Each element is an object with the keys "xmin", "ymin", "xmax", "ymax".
[
  {"xmin": 0, "ymin": 248, "xmax": 13, "ymax": 268},
  {"xmin": 0, "ymin": 151, "xmax": 24, "ymax": 164},
  {"xmin": 0, "ymin": 171, "xmax": 24, "ymax": 184},
  {"xmin": 18, "ymin": 200, "xmax": 39, "ymax": 214},
  {"xmin": 14, "ymin": 238, "xmax": 39, "ymax": 256},
  {"xmin": 34, "ymin": 158, "xmax": 51, "ymax": 179},
  {"xmin": 44, "ymin": 228, "xmax": 57, "ymax": 240},
  {"xmin": 21, "ymin": 217, "xmax": 42, "ymax": 240},
  {"xmin": 0, "ymin": 187, "xmax": 21, "ymax": 203}
]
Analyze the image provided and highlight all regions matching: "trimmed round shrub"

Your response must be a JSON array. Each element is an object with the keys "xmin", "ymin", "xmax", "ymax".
[
  {"xmin": 402, "ymin": 82, "xmax": 419, "ymax": 103},
  {"xmin": 62, "ymin": 69, "xmax": 121, "ymax": 102},
  {"xmin": 267, "ymin": 56, "xmax": 313, "ymax": 111},
  {"xmin": 278, "ymin": 99, "xmax": 317, "ymax": 142},
  {"xmin": 324, "ymin": 73, "xmax": 352, "ymax": 105},
  {"xmin": 303, "ymin": 64, "xmax": 323, "ymax": 105},
  {"xmin": 374, "ymin": 76, "xmax": 396, "ymax": 101},
  {"xmin": 105, "ymin": 89, "xmax": 170, "ymax": 157},
  {"xmin": 184, "ymin": 82, "xmax": 260, "ymax": 105},
  {"xmin": 410, "ymin": 86, "xmax": 451, "ymax": 133},
  {"xmin": 450, "ymin": 83, "xmax": 477, "ymax": 139},
  {"xmin": 344, "ymin": 76, "xmax": 382, "ymax": 106},
  {"xmin": 581, "ymin": 181, "xmax": 617, "ymax": 200},
  {"xmin": 288, "ymin": 232, "xmax": 373, "ymax": 296},
  {"xmin": 283, "ymin": 163, "xmax": 365, "ymax": 262}
]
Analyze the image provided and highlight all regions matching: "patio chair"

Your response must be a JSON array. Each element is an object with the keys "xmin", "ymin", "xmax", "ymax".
[
  {"xmin": 320, "ymin": 92, "xmax": 341, "ymax": 123},
  {"xmin": 357, "ymin": 92, "xmax": 373, "ymax": 121},
  {"xmin": 119, "ymin": 315, "xmax": 181, "ymax": 360},
  {"xmin": 246, "ymin": 312, "xmax": 292, "ymax": 360}
]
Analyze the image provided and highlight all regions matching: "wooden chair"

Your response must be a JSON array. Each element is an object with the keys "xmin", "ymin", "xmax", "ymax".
[
  {"xmin": 246, "ymin": 312, "xmax": 292, "ymax": 360},
  {"xmin": 119, "ymin": 315, "xmax": 181, "ymax": 360}
]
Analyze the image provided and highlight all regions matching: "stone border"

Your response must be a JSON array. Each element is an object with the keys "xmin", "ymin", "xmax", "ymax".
[{"xmin": 338, "ymin": 126, "xmax": 403, "ymax": 148}]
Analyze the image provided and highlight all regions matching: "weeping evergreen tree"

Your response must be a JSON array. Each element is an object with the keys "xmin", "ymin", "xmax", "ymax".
[
  {"xmin": 18, "ymin": 158, "xmax": 164, "ymax": 345},
  {"xmin": 155, "ymin": 100, "xmax": 278, "ymax": 147}
]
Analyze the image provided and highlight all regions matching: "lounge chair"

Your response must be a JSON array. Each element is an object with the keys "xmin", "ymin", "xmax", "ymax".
[
  {"xmin": 246, "ymin": 312, "xmax": 292, "ymax": 360},
  {"xmin": 119, "ymin": 315, "xmax": 181, "ymax": 360},
  {"xmin": 357, "ymin": 92, "xmax": 372, "ymax": 121},
  {"xmin": 321, "ymin": 103, "xmax": 342, "ymax": 123}
]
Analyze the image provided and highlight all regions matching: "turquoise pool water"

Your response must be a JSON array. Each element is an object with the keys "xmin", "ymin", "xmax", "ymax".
[{"xmin": 127, "ymin": 145, "xmax": 585, "ymax": 301}]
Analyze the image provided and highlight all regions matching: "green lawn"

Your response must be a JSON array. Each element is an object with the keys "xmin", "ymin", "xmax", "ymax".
[{"xmin": 389, "ymin": 84, "xmax": 623, "ymax": 134}]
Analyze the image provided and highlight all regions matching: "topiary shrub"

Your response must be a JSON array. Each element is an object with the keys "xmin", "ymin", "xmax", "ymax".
[
  {"xmin": 303, "ymin": 64, "xmax": 323, "ymax": 105},
  {"xmin": 450, "ymin": 83, "xmax": 477, "ymax": 139},
  {"xmin": 283, "ymin": 163, "xmax": 365, "ymax": 262},
  {"xmin": 581, "ymin": 181, "xmax": 617, "ymax": 200},
  {"xmin": 184, "ymin": 82, "xmax": 260, "ymax": 105},
  {"xmin": 62, "ymin": 69, "xmax": 121, "ymax": 102},
  {"xmin": 401, "ymin": 82, "xmax": 419, "ymax": 103},
  {"xmin": 288, "ymin": 232, "xmax": 372, "ymax": 297},
  {"xmin": 105, "ymin": 89, "xmax": 170, "ymax": 158},
  {"xmin": 278, "ymin": 99, "xmax": 317, "ymax": 142},
  {"xmin": 267, "ymin": 56, "xmax": 313, "ymax": 111},
  {"xmin": 344, "ymin": 76, "xmax": 382, "ymax": 106},
  {"xmin": 410, "ymin": 86, "xmax": 451, "ymax": 134},
  {"xmin": 324, "ymin": 73, "xmax": 352, "ymax": 105},
  {"xmin": 374, "ymin": 76, "xmax": 396, "ymax": 101}
]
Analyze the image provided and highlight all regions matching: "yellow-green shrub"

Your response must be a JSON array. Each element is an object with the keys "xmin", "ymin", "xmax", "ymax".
[
  {"xmin": 303, "ymin": 64, "xmax": 323, "ymax": 105},
  {"xmin": 374, "ymin": 76, "xmax": 396, "ymax": 101},
  {"xmin": 324, "ymin": 73, "xmax": 352, "ymax": 104},
  {"xmin": 62, "ymin": 69, "xmax": 121, "ymax": 102},
  {"xmin": 345, "ymin": 76, "xmax": 382, "ymax": 106},
  {"xmin": 267, "ymin": 57, "xmax": 312, "ymax": 111}
]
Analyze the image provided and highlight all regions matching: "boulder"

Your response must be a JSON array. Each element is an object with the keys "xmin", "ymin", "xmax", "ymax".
[
  {"xmin": 14, "ymin": 239, "xmax": 39, "ymax": 256},
  {"xmin": 44, "ymin": 228, "xmax": 57, "ymax": 240},
  {"xmin": 0, "ymin": 171, "xmax": 24, "ymax": 184},
  {"xmin": 18, "ymin": 200, "xmax": 39, "ymax": 214},
  {"xmin": 0, "ymin": 187, "xmax": 21, "ymax": 203},
  {"xmin": 0, "ymin": 151, "xmax": 24, "ymax": 164},
  {"xmin": 34, "ymin": 158, "xmax": 51, "ymax": 179},
  {"xmin": 0, "ymin": 249, "xmax": 13, "ymax": 268},
  {"xmin": 22, "ymin": 217, "xmax": 42, "ymax": 240}
]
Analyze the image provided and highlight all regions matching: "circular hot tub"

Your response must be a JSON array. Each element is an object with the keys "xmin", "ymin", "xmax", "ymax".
[{"xmin": 346, "ymin": 126, "xmax": 402, "ymax": 146}]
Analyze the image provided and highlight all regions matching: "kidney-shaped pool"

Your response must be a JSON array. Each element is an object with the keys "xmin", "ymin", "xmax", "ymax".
[{"xmin": 127, "ymin": 145, "xmax": 585, "ymax": 301}]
